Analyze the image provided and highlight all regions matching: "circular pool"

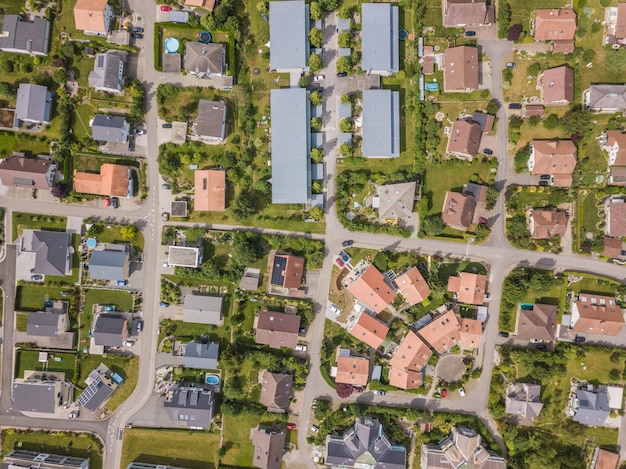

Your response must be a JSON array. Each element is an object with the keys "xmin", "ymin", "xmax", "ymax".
[
  {"xmin": 86, "ymin": 238, "xmax": 97, "ymax": 249},
  {"xmin": 205, "ymin": 375, "xmax": 220, "ymax": 385},
  {"xmin": 199, "ymin": 31, "xmax": 212, "ymax": 43},
  {"xmin": 164, "ymin": 37, "xmax": 180, "ymax": 54},
  {"xmin": 399, "ymin": 29, "xmax": 409, "ymax": 41}
]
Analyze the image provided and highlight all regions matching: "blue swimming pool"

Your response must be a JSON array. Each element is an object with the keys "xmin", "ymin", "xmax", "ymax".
[{"xmin": 205, "ymin": 375, "xmax": 220, "ymax": 385}]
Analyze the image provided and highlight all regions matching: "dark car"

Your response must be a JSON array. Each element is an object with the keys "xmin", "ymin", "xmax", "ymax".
[
  {"xmin": 159, "ymin": 301, "xmax": 169, "ymax": 308},
  {"xmin": 131, "ymin": 33, "xmax": 143, "ymax": 39},
  {"xmin": 536, "ymin": 344, "xmax": 548, "ymax": 350},
  {"xmin": 162, "ymin": 123, "xmax": 173, "ymax": 128},
  {"xmin": 499, "ymin": 331, "xmax": 510, "ymax": 338},
  {"xmin": 574, "ymin": 336, "xmax": 586, "ymax": 343},
  {"xmin": 540, "ymin": 174, "xmax": 551, "ymax": 180},
  {"xmin": 136, "ymin": 320, "xmax": 143, "ymax": 333},
  {"xmin": 465, "ymin": 31, "xmax": 476, "ymax": 36},
  {"xmin": 509, "ymin": 103, "xmax": 522, "ymax": 110},
  {"xmin": 483, "ymin": 148, "xmax": 493, "ymax": 155},
  {"xmin": 538, "ymin": 181, "xmax": 549, "ymax": 187},
  {"xmin": 162, "ymin": 183, "xmax": 171, "ymax": 190},
  {"xmin": 342, "ymin": 240, "xmax": 354, "ymax": 247},
  {"xmin": 132, "ymin": 27, "xmax": 144, "ymax": 33},
  {"xmin": 111, "ymin": 197, "xmax": 119, "ymax": 209},
  {"xmin": 336, "ymin": 72, "xmax": 348, "ymax": 77},
  {"xmin": 30, "ymin": 274, "xmax": 43, "ymax": 281}
]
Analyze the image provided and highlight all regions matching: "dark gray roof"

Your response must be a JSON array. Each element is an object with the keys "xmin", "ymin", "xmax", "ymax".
[
  {"xmin": 183, "ymin": 295, "xmax": 223, "ymax": 324},
  {"xmin": 164, "ymin": 385, "xmax": 214, "ymax": 428},
  {"xmin": 89, "ymin": 248, "xmax": 128, "ymax": 281},
  {"xmin": 15, "ymin": 83, "xmax": 52, "ymax": 124},
  {"xmin": 270, "ymin": 88, "xmax": 311, "ymax": 203},
  {"xmin": 88, "ymin": 52, "xmax": 125, "ymax": 92},
  {"xmin": 326, "ymin": 418, "xmax": 406, "ymax": 469},
  {"xmin": 21, "ymin": 229, "xmax": 71, "ymax": 276},
  {"xmin": 184, "ymin": 341, "xmax": 219, "ymax": 369},
  {"xmin": 77, "ymin": 364, "xmax": 119, "ymax": 411},
  {"xmin": 269, "ymin": 0, "xmax": 309, "ymax": 71},
  {"xmin": 12, "ymin": 381, "xmax": 59, "ymax": 413},
  {"xmin": 184, "ymin": 42, "xmax": 225, "ymax": 76},
  {"xmin": 362, "ymin": 89, "xmax": 400, "ymax": 158},
  {"xmin": 361, "ymin": 4, "xmax": 399, "ymax": 74},
  {"xmin": 4, "ymin": 450, "xmax": 88, "ymax": 469},
  {"xmin": 27, "ymin": 312, "xmax": 66, "ymax": 337},
  {"xmin": 92, "ymin": 114, "xmax": 129, "ymax": 142},
  {"xmin": 196, "ymin": 100, "xmax": 226, "ymax": 140},
  {"xmin": 0, "ymin": 15, "xmax": 50, "ymax": 55},
  {"xmin": 573, "ymin": 389, "xmax": 610, "ymax": 425},
  {"xmin": 588, "ymin": 84, "xmax": 626, "ymax": 111},
  {"xmin": 93, "ymin": 314, "xmax": 126, "ymax": 347}
]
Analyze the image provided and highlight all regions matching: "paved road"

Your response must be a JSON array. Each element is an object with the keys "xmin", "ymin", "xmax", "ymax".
[{"xmin": 0, "ymin": 245, "xmax": 16, "ymax": 411}]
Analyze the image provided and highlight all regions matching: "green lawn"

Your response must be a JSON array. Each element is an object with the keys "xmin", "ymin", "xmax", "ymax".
[
  {"xmin": 15, "ymin": 313, "xmax": 28, "ymax": 333},
  {"xmin": 88, "ymin": 221, "xmax": 145, "ymax": 253},
  {"xmin": 15, "ymin": 285, "xmax": 73, "ymax": 311},
  {"xmin": 11, "ymin": 212, "xmax": 66, "ymax": 241},
  {"xmin": 1, "ymin": 429, "xmax": 103, "ymax": 469},
  {"xmin": 0, "ymin": 131, "xmax": 51, "ymax": 159},
  {"xmin": 564, "ymin": 271, "xmax": 622, "ymax": 297},
  {"xmin": 121, "ymin": 428, "xmax": 220, "ymax": 469},
  {"xmin": 14, "ymin": 349, "xmax": 76, "ymax": 379},
  {"xmin": 221, "ymin": 414, "xmax": 258, "ymax": 467}
]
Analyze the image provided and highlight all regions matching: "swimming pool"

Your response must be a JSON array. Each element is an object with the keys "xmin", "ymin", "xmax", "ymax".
[{"xmin": 205, "ymin": 375, "xmax": 220, "ymax": 385}]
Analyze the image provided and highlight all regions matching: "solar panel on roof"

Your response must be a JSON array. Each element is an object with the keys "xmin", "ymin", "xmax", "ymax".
[
  {"xmin": 97, "ymin": 55, "xmax": 105, "ymax": 67},
  {"xmin": 271, "ymin": 256, "xmax": 287, "ymax": 286}
]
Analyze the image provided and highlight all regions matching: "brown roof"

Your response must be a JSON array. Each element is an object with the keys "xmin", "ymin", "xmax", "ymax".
[
  {"xmin": 185, "ymin": 0, "xmax": 216, "ymax": 11},
  {"xmin": 417, "ymin": 310, "xmax": 461, "ymax": 354},
  {"xmin": 447, "ymin": 272, "xmax": 487, "ymax": 305},
  {"xmin": 534, "ymin": 9, "xmax": 577, "ymax": 41},
  {"xmin": 572, "ymin": 294, "xmax": 624, "ymax": 336},
  {"xmin": 388, "ymin": 331, "xmax": 431, "ymax": 389},
  {"xmin": 443, "ymin": 0, "xmax": 494, "ymax": 26},
  {"xmin": 447, "ymin": 120, "xmax": 482, "ymax": 159},
  {"xmin": 442, "ymin": 191, "xmax": 476, "ymax": 230},
  {"xmin": 463, "ymin": 182, "xmax": 488, "ymax": 204},
  {"xmin": 0, "ymin": 155, "xmax": 54, "ymax": 190},
  {"xmin": 610, "ymin": 167, "xmax": 626, "ymax": 186},
  {"xmin": 194, "ymin": 169, "xmax": 226, "ymax": 211},
  {"xmin": 605, "ymin": 130, "xmax": 626, "ymax": 166},
  {"xmin": 422, "ymin": 56, "xmax": 435, "ymax": 75},
  {"xmin": 516, "ymin": 303, "xmax": 557, "ymax": 341},
  {"xmin": 255, "ymin": 311, "xmax": 301, "ymax": 349},
  {"xmin": 395, "ymin": 267, "xmax": 430, "ymax": 306},
  {"xmin": 551, "ymin": 40, "xmax": 575, "ymax": 54},
  {"xmin": 593, "ymin": 449, "xmax": 620, "ymax": 469},
  {"xmin": 551, "ymin": 174, "xmax": 573, "ymax": 187},
  {"xmin": 542, "ymin": 66, "xmax": 574, "ymax": 104},
  {"xmin": 603, "ymin": 237, "xmax": 623, "ymax": 258},
  {"xmin": 251, "ymin": 427, "xmax": 286, "ymax": 469},
  {"xmin": 530, "ymin": 209, "xmax": 568, "ymax": 239},
  {"xmin": 524, "ymin": 105, "xmax": 545, "ymax": 117},
  {"xmin": 529, "ymin": 140, "xmax": 577, "ymax": 177},
  {"xmin": 347, "ymin": 265, "xmax": 396, "ymax": 314},
  {"xmin": 74, "ymin": 0, "xmax": 109, "ymax": 33},
  {"xmin": 269, "ymin": 253, "xmax": 304, "ymax": 289},
  {"xmin": 617, "ymin": 4, "xmax": 626, "ymax": 40},
  {"xmin": 444, "ymin": 46, "xmax": 479, "ymax": 92},
  {"xmin": 608, "ymin": 201, "xmax": 626, "ymax": 238},
  {"xmin": 335, "ymin": 355, "xmax": 370, "ymax": 386},
  {"xmin": 73, "ymin": 163, "xmax": 130, "ymax": 197},
  {"xmin": 259, "ymin": 371, "xmax": 293, "ymax": 412},
  {"xmin": 459, "ymin": 318, "xmax": 483, "ymax": 349},
  {"xmin": 349, "ymin": 312, "xmax": 389, "ymax": 349}
]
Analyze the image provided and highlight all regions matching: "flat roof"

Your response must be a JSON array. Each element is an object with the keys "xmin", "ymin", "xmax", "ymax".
[
  {"xmin": 168, "ymin": 246, "xmax": 201, "ymax": 267},
  {"xmin": 269, "ymin": 0, "xmax": 308, "ymax": 70},
  {"xmin": 270, "ymin": 88, "xmax": 311, "ymax": 203},
  {"xmin": 362, "ymin": 89, "xmax": 400, "ymax": 157}
]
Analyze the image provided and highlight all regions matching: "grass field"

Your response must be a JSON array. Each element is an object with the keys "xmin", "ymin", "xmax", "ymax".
[
  {"xmin": 121, "ymin": 428, "xmax": 220, "ymax": 469},
  {"xmin": 1, "ymin": 429, "xmax": 103, "ymax": 469},
  {"xmin": 564, "ymin": 271, "xmax": 622, "ymax": 297},
  {"xmin": 15, "ymin": 285, "xmax": 72, "ymax": 311},
  {"xmin": 15, "ymin": 313, "xmax": 28, "ymax": 333},
  {"xmin": 14, "ymin": 349, "xmax": 76, "ymax": 379},
  {"xmin": 11, "ymin": 212, "xmax": 66, "ymax": 241},
  {"xmin": 91, "ymin": 222, "xmax": 145, "ymax": 254}
]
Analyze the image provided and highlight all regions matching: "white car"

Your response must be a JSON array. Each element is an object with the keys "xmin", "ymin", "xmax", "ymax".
[
  {"xmin": 458, "ymin": 387, "xmax": 466, "ymax": 397},
  {"xmin": 313, "ymin": 75, "xmax": 325, "ymax": 82},
  {"xmin": 295, "ymin": 344, "xmax": 308, "ymax": 352},
  {"xmin": 310, "ymin": 425, "xmax": 319, "ymax": 433}
]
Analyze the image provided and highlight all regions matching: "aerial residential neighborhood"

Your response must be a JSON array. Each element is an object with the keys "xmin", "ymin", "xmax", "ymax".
[{"xmin": 1, "ymin": 0, "xmax": 626, "ymax": 468}]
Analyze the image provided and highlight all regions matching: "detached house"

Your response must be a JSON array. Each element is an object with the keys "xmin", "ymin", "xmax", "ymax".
[
  {"xmin": 447, "ymin": 120, "xmax": 482, "ymax": 160},
  {"xmin": 529, "ymin": 209, "xmax": 568, "ymax": 239},
  {"xmin": 193, "ymin": 100, "xmax": 226, "ymax": 142},
  {"xmin": 447, "ymin": 272, "xmax": 487, "ymax": 305},
  {"xmin": 74, "ymin": 163, "xmax": 132, "ymax": 197},
  {"xmin": 442, "ymin": 191, "xmax": 476, "ymax": 231},
  {"xmin": 0, "ymin": 154, "xmax": 56, "ymax": 190},
  {"xmin": 259, "ymin": 371, "xmax": 292, "ymax": 413},
  {"xmin": 91, "ymin": 115, "xmax": 130, "ymax": 143},
  {"xmin": 421, "ymin": 427, "xmax": 506, "ymax": 469},
  {"xmin": 607, "ymin": 198, "xmax": 626, "ymax": 237},
  {"xmin": 533, "ymin": 9, "xmax": 577, "ymax": 53},
  {"xmin": 185, "ymin": 42, "xmax": 225, "ymax": 77},
  {"xmin": 571, "ymin": 293, "xmax": 624, "ymax": 336},
  {"xmin": 586, "ymin": 84, "xmax": 626, "ymax": 113},
  {"xmin": 527, "ymin": 140, "xmax": 577, "ymax": 186},
  {"xmin": 74, "ymin": 0, "xmax": 114, "ymax": 36},
  {"xmin": 443, "ymin": 46, "xmax": 479, "ymax": 92},
  {"xmin": 251, "ymin": 427, "xmax": 286, "ymax": 469},
  {"xmin": 516, "ymin": 303, "xmax": 558, "ymax": 341},
  {"xmin": 602, "ymin": 130, "xmax": 626, "ymax": 166},
  {"xmin": 345, "ymin": 263, "xmax": 396, "ymax": 314},
  {"xmin": 541, "ymin": 65, "xmax": 574, "ymax": 104},
  {"xmin": 395, "ymin": 267, "xmax": 430, "ymax": 306},
  {"xmin": 349, "ymin": 312, "xmax": 389, "ymax": 349},
  {"xmin": 334, "ymin": 349, "xmax": 370, "ymax": 387},
  {"xmin": 255, "ymin": 310, "xmax": 300, "ymax": 349},
  {"xmin": 18, "ymin": 229, "xmax": 72, "ymax": 277},
  {"xmin": 15, "ymin": 84, "xmax": 53, "ymax": 126},
  {"xmin": 0, "ymin": 15, "xmax": 50, "ymax": 55},
  {"xmin": 89, "ymin": 51, "xmax": 125, "ymax": 93},
  {"xmin": 505, "ymin": 383, "xmax": 543, "ymax": 419},
  {"xmin": 388, "ymin": 331, "xmax": 431, "ymax": 389},
  {"xmin": 443, "ymin": 0, "xmax": 494, "ymax": 27}
]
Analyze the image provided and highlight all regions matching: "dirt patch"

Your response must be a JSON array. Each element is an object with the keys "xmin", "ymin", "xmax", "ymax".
[{"xmin": 0, "ymin": 108, "xmax": 15, "ymax": 128}]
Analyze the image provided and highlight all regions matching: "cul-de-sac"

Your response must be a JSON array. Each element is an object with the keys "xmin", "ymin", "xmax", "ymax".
[{"xmin": 1, "ymin": 0, "xmax": 626, "ymax": 468}]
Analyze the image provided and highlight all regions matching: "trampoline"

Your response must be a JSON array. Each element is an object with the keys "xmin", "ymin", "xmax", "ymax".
[
  {"xmin": 399, "ymin": 29, "xmax": 409, "ymax": 41},
  {"xmin": 86, "ymin": 238, "xmax": 97, "ymax": 249},
  {"xmin": 164, "ymin": 37, "xmax": 180, "ymax": 54},
  {"xmin": 205, "ymin": 375, "xmax": 220, "ymax": 385},
  {"xmin": 199, "ymin": 31, "xmax": 212, "ymax": 43}
]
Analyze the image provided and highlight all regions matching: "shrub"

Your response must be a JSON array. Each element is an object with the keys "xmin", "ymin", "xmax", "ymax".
[{"xmin": 508, "ymin": 24, "xmax": 522, "ymax": 41}]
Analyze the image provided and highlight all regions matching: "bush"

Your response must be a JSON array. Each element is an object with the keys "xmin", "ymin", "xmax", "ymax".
[
  {"xmin": 486, "ymin": 99, "xmax": 500, "ymax": 115},
  {"xmin": 310, "ymin": 91, "xmax": 323, "ymax": 106},
  {"xmin": 311, "ymin": 147, "xmax": 324, "ymax": 163},
  {"xmin": 309, "ymin": 28, "xmax": 323, "ymax": 48},
  {"xmin": 338, "ymin": 30, "xmax": 352, "ymax": 48},
  {"xmin": 527, "ymin": 62, "xmax": 541, "ymax": 77},
  {"xmin": 544, "ymin": 113, "xmax": 559, "ymax": 129},
  {"xmin": 339, "ymin": 142, "xmax": 353, "ymax": 157},
  {"xmin": 308, "ymin": 53, "xmax": 323, "ymax": 72},
  {"xmin": 311, "ymin": 117, "xmax": 322, "ymax": 131},
  {"xmin": 582, "ymin": 49, "xmax": 595, "ymax": 63},
  {"xmin": 528, "ymin": 115, "xmax": 541, "ymax": 126},
  {"xmin": 508, "ymin": 24, "xmax": 522, "ymax": 41},
  {"xmin": 339, "ymin": 118, "xmax": 353, "ymax": 132},
  {"xmin": 514, "ymin": 144, "xmax": 531, "ymax": 173},
  {"xmin": 336, "ymin": 56, "xmax": 352, "ymax": 74}
]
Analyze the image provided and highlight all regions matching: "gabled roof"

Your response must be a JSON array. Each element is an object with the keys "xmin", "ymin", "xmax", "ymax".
[
  {"xmin": 442, "ymin": 191, "xmax": 476, "ymax": 230},
  {"xmin": 388, "ymin": 331, "xmax": 431, "ymax": 389},
  {"xmin": 164, "ymin": 385, "xmax": 214, "ymax": 427},
  {"xmin": 326, "ymin": 418, "xmax": 406, "ymax": 469},
  {"xmin": 196, "ymin": 100, "xmax": 226, "ymax": 140},
  {"xmin": 376, "ymin": 181, "xmax": 415, "ymax": 220},
  {"xmin": 458, "ymin": 317, "xmax": 482, "ymax": 349},
  {"xmin": 607, "ymin": 200, "xmax": 626, "ymax": 237},
  {"xmin": 251, "ymin": 428, "xmax": 287, "ymax": 469},
  {"xmin": 542, "ymin": 66, "xmax": 574, "ymax": 104},
  {"xmin": 183, "ymin": 295, "xmax": 223, "ymax": 324},
  {"xmin": 16, "ymin": 83, "xmax": 52, "ymax": 123},
  {"xmin": 505, "ymin": 383, "xmax": 543, "ymax": 419},
  {"xmin": 185, "ymin": 0, "xmax": 217, "ymax": 11},
  {"xmin": 74, "ymin": 163, "xmax": 131, "ymax": 197},
  {"xmin": 194, "ymin": 169, "xmax": 226, "ymax": 212},
  {"xmin": 269, "ymin": 253, "xmax": 304, "ymax": 289},
  {"xmin": 592, "ymin": 448, "xmax": 620, "ymax": 469},
  {"xmin": 529, "ymin": 139, "xmax": 577, "ymax": 176},
  {"xmin": 587, "ymin": 84, "xmax": 626, "ymax": 112},
  {"xmin": 395, "ymin": 267, "xmax": 430, "ymax": 305},
  {"xmin": 347, "ymin": 265, "xmax": 396, "ymax": 314},
  {"xmin": 184, "ymin": 341, "xmax": 219, "ymax": 369},
  {"xmin": 335, "ymin": 355, "xmax": 369, "ymax": 386},
  {"xmin": 609, "ymin": 167, "xmax": 626, "ymax": 186},
  {"xmin": 93, "ymin": 314, "xmax": 127, "ymax": 347},
  {"xmin": 88, "ymin": 52, "xmax": 124, "ymax": 92},
  {"xmin": 20, "ymin": 229, "xmax": 71, "ymax": 276},
  {"xmin": 362, "ymin": 89, "xmax": 400, "ymax": 158},
  {"xmin": 422, "ymin": 427, "xmax": 506, "ymax": 469},
  {"xmin": 604, "ymin": 130, "xmax": 626, "ymax": 166},
  {"xmin": 269, "ymin": 0, "xmax": 308, "ymax": 71},
  {"xmin": 573, "ymin": 389, "xmax": 610, "ymax": 425},
  {"xmin": 361, "ymin": 3, "xmax": 399, "ymax": 74},
  {"xmin": 0, "ymin": 155, "xmax": 55, "ymax": 190},
  {"xmin": 0, "ymin": 15, "xmax": 50, "ymax": 55},
  {"xmin": 471, "ymin": 112, "xmax": 494, "ymax": 133},
  {"xmin": 603, "ymin": 237, "xmax": 623, "ymax": 259},
  {"xmin": 516, "ymin": 303, "xmax": 557, "ymax": 341},
  {"xmin": 529, "ymin": 209, "xmax": 568, "ymax": 239},
  {"xmin": 27, "ymin": 311, "xmax": 67, "ymax": 337},
  {"xmin": 444, "ymin": 46, "xmax": 479, "ymax": 92},
  {"xmin": 185, "ymin": 42, "xmax": 225, "ymax": 76},
  {"xmin": 259, "ymin": 371, "xmax": 292, "ymax": 412},
  {"xmin": 92, "ymin": 114, "xmax": 129, "ymax": 142},
  {"xmin": 534, "ymin": 9, "xmax": 577, "ymax": 41},
  {"xmin": 349, "ymin": 312, "xmax": 389, "ymax": 349},
  {"xmin": 617, "ymin": 3, "xmax": 626, "ymax": 40},
  {"xmin": 447, "ymin": 272, "xmax": 487, "ymax": 305},
  {"xmin": 463, "ymin": 182, "xmax": 488, "ymax": 204},
  {"xmin": 255, "ymin": 310, "xmax": 300, "ymax": 349},
  {"xmin": 443, "ymin": 0, "xmax": 494, "ymax": 26},
  {"xmin": 572, "ymin": 293, "xmax": 624, "ymax": 336},
  {"xmin": 74, "ymin": 0, "xmax": 110, "ymax": 33},
  {"xmin": 447, "ymin": 120, "xmax": 482, "ymax": 159},
  {"xmin": 417, "ymin": 310, "xmax": 461, "ymax": 354},
  {"xmin": 78, "ymin": 363, "xmax": 119, "ymax": 411},
  {"xmin": 89, "ymin": 246, "xmax": 128, "ymax": 280}
]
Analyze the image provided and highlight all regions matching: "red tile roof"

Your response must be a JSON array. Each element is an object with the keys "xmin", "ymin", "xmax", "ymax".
[
  {"xmin": 617, "ymin": 4, "xmax": 626, "ymax": 40},
  {"xmin": 347, "ymin": 265, "xmax": 396, "ymax": 314},
  {"xmin": 447, "ymin": 272, "xmax": 487, "ymax": 305},
  {"xmin": 443, "ymin": 0, "xmax": 494, "ymax": 27},
  {"xmin": 335, "ymin": 355, "xmax": 370, "ymax": 386},
  {"xmin": 593, "ymin": 449, "xmax": 620, "ymax": 469},
  {"xmin": 417, "ymin": 310, "xmax": 461, "ymax": 354},
  {"xmin": 607, "ymin": 201, "xmax": 626, "ymax": 238},
  {"xmin": 388, "ymin": 331, "xmax": 431, "ymax": 389},
  {"xmin": 194, "ymin": 169, "xmax": 226, "ymax": 212},
  {"xmin": 444, "ymin": 46, "xmax": 479, "ymax": 92},
  {"xmin": 572, "ymin": 294, "xmax": 624, "ymax": 336},
  {"xmin": 349, "ymin": 312, "xmax": 389, "ymax": 349},
  {"xmin": 534, "ymin": 9, "xmax": 577, "ymax": 41},
  {"xmin": 447, "ymin": 120, "xmax": 482, "ymax": 159},
  {"xmin": 529, "ymin": 209, "xmax": 568, "ymax": 239},
  {"xmin": 605, "ymin": 130, "xmax": 626, "ymax": 166},
  {"xmin": 73, "ymin": 164, "xmax": 130, "ymax": 197},
  {"xmin": 529, "ymin": 140, "xmax": 577, "ymax": 178},
  {"xmin": 442, "ymin": 191, "xmax": 476, "ymax": 230},
  {"xmin": 395, "ymin": 267, "xmax": 430, "ymax": 306},
  {"xmin": 459, "ymin": 318, "xmax": 483, "ymax": 349},
  {"xmin": 542, "ymin": 66, "xmax": 574, "ymax": 104},
  {"xmin": 516, "ymin": 303, "xmax": 557, "ymax": 341},
  {"xmin": 603, "ymin": 237, "xmax": 623, "ymax": 259}
]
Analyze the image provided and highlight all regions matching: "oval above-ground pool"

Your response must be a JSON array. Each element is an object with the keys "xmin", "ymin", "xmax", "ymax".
[
  {"xmin": 164, "ymin": 37, "xmax": 180, "ymax": 54},
  {"xmin": 205, "ymin": 375, "xmax": 220, "ymax": 385}
]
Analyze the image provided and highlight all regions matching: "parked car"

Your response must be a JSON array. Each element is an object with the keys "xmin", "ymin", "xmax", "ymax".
[
  {"xmin": 162, "ymin": 212, "xmax": 169, "ymax": 221},
  {"xmin": 125, "ymin": 340, "xmax": 135, "ymax": 347},
  {"xmin": 287, "ymin": 423, "xmax": 296, "ymax": 430},
  {"xmin": 353, "ymin": 386, "xmax": 364, "ymax": 393},
  {"xmin": 134, "ymin": 128, "xmax": 145, "ymax": 135},
  {"xmin": 335, "ymin": 257, "xmax": 345, "ymax": 268},
  {"xmin": 375, "ymin": 390, "xmax": 386, "ymax": 396},
  {"xmin": 131, "ymin": 33, "xmax": 143, "ymax": 39},
  {"xmin": 111, "ymin": 197, "xmax": 119, "ymax": 209},
  {"xmin": 68, "ymin": 411, "xmax": 80, "ymax": 419},
  {"xmin": 162, "ymin": 123, "xmax": 173, "ymax": 128},
  {"xmin": 105, "ymin": 305, "xmax": 115, "ymax": 312},
  {"xmin": 499, "ymin": 331, "xmax": 510, "ymax": 338},
  {"xmin": 441, "ymin": 389, "xmax": 447, "ymax": 398},
  {"xmin": 536, "ymin": 344, "xmax": 548, "ymax": 350},
  {"xmin": 339, "ymin": 251, "xmax": 350, "ymax": 263},
  {"xmin": 116, "ymin": 280, "xmax": 127, "ymax": 286},
  {"xmin": 478, "ymin": 217, "xmax": 488, "ymax": 225},
  {"xmin": 160, "ymin": 5, "xmax": 172, "ymax": 11},
  {"xmin": 104, "ymin": 197, "xmax": 111, "ymax": 207},
  {"xmin": 538, "ymin": 180, "xmax": 549, "ymax": 187},
  {"xmin": 336, "ymin": 72, "xmax": 348, "ymax": 77},
  {"xmin": 509, "ymin": 103, "xmax": 522, "ymax": 110},
  {"xmin": 483, "ymin": 148, "xmax": 494, "ymax": 155},
  {"xmin": 310, "ymin": 425, "xmax": 319, "ymax": 433},
  {"xmin": 342, "ymin": 240, "xmax": 354, "ymax": 247},
  {"xmin": 540, "ymin": 174, "xmax": 551, "ymax": 180},
  {"xmin": 459, "ymin": 387, "xmax": 466, "ymax": 397},
  {"xmin": 506, "ymin": 62, "xmax": 516, "ymax": 68},
  {"xmin": 136, "ymin": 320, "xmax": 143, "ymax": 333},
  {"xmin": 295, "ymin": 344, "xmax": 307, "ymax": 352},
  {"xmin": 30, "ymin": 275, "xmax": 43, "ymax": 281},
  {"xmin": 162, "ymin": 183, "xmax": 171, "ymax": 190},
  {"xmin": 159, "ymin": 301, "xmax": 170, "ymax": 308},
  {"xmin": 574, "ymin": 336, "xmax": 586, "ymax": 343},
  {"xmin": 465, "ymin": 31, "xmax": 476, "ymax": 36},
  {"xmin": 132, "ymin": 27, "xmax": 144, "ymax": 33},
  {"xmin": 313, "ymin": 75, "xmax": 325, "ymax": 82}
]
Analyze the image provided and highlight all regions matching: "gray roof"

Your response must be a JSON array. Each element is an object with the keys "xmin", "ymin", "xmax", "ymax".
[
  {"xmin": 88, "ymin": 52, "xmax": 125, "ymax": 92},
  {"xmin": 361, "ymin": 3, "xmax": 399, "ymax": 74},
  {"xmin": 168, "ymin": 246, "xmax": 202, "ymax": 267},
  {"xmin": 573, "ymin": 389, "xmax": 610, "ymax": 425},
  {"xmin": 251, "ymin": 428, "xmax": 287, "ymax": 469},
  {"xmin": 21, "ymin": 229, "xmax": 71, "ymax": 276},
  {"xmin": 505, "ymin": 383, "xmax": 543, "ymax": 419},
  {"xmin": 269, "ymin": 0, "xmax": 309, "ymax": 71},
  {"xmin": 92, "ymin": 114, "xmax": 129, "ymax": 142},
  {"xmin": 164, "ymin": 385, "xmax": 214, "ymax": 428},
  {"xmin": 169, "ymin": 11, "xmax": 189, "ymax": 23},
  {"xmin": 125, "ymin": 464, "xmax": 188, "ymax": 469},
  {"xmin": 326, "ymin": 418, "xmax": 406, "ymax": 469},
  {"xmin": 270, "ymin": 88, "xmax": 311, "ymax": 203},
  {"xmin": 184, "ymin": 42, "xmax": 225, "ymax": 76},
  {"xmin": 4, "ymin": 450, "xmax": 88, "ymax": 469},
  {"xmin": 362, "ymin": 89, "xmax": 400, "ymax": 158},
  {"xmin": 12, "ymin": 380, "xmax": 60, "ymax": 413},
  {"xmin": 183, "ymin": 295, "xmax": 223, "ymax": 324},
  {"xmin": 184, "ymin": 341, "xmax": 219, "ymax": 369},
  {"xmin": 93, "ymin": 314, "xmax": 126, "ymax": 347},
  {"xmin": 15, "ymin": 83, "xmax": 52, "ymax": 123},
  {"xmin": 27, "ymin": 312, "xmax": 67, "ymax": 337},
  {"xmin": 77, "ymin": 364, "xmax": 120, "ymax": 411},
  {"xmin": 0, "ymin": 15, "xmax": 50, "ymax": 55},
  {"xmin": 196, "ymin": 100, "xmax": 226, "ymax": 140},
  {"xmin": 588, "ymin": 84, "xmax": 626, "ymax": 111},
  {"xmin": 89, "ymin": 248, "xmax": 128, "ymax": 281}
]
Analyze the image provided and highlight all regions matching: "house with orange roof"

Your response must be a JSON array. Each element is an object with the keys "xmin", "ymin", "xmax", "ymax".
[
  {"xmin": 345, "ymin": 262, "xmax": 396, "ymax": 314},
  {"xmin": 194, "ymin": 169, "xmax": 226, "ymax": 212},
  {"xmin": 73, "ymin": 164, "xmax": 131, "ymax": 197},
  {"xmin": 458, "ymin": 318, "xmax": 483, "ymax": 349},
  {"xmin": 533, "ymin": 9, "xmax": 577, "ymax": 53},
  {"xmin": 349, "ymin": 312, "xmax": 389, "ymax": 349},
  {"xmin": 602, "ymin": 130, "xmax": 626, "ymax": 166},
  {"xmin": 417, "ymin": 310, "xmax": 461, "ymax": 354},
  {"xmin": 334, "ymin": 349, "xmax": 370, "ymax": 387},
  {"xmin": 447, "ymin": 272, "xmax": 487, "ymax": 305},
  {"xmin": 388, "ymin": 331, "xmax": 431, "ymax": 389},
  {"xmin": 395, "ymin": 267, "xmax": 430, "ymax": 306},
  {"xmin": 527, "ymin": 140, "xmax": 577, "ymax": 187},
  {"xmin": 74, "ymin": 0, "xmax": 114, "ymax": 36},
  {"xmin": 185, "ymin": 0, "xmax": 217, "ymax": 11},
  {"xmin": 571, "ymin": 293, "xmax": 625, "ymax": 336}
]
